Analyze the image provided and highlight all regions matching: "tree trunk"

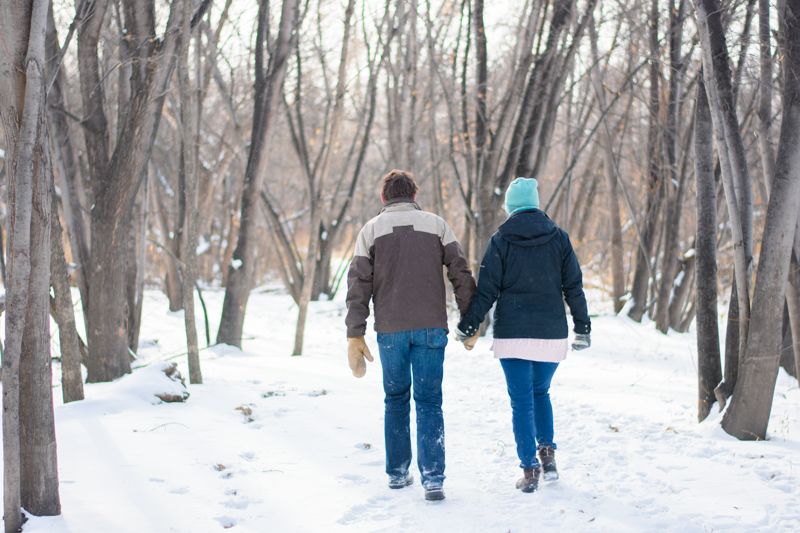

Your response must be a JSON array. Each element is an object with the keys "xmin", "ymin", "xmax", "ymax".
[
  {"xmin": 84, "ymin": 0, "xmax": 205, "ymax": 381},
  {"xmin": 50, "ymin": 171, "xmax": 85, "ymax": 404},
  {"xmin": 589, "ymin": 22, "xmax": 625, "ymax": 314},
  {"xmin": 180, "ymin": 0, "xmax": 202, "ymax": 383},
  {"xmin": 293, "ymin": 0, "xmax": 355, "ymax": 355},
  {"xmin": 45, "ymin": 1, "xmax": 90, "ymax": 318},
  {"xmin": 217, "ymin": 0, "xmax": 299, "ymax": 348},
  {"xmin": 129, "ymin": 172, "xmax": 149, "ymax": 354},
  {"xmin": 721, "ymin": 0, "xmax": 800, "ymax": 440},
  {"xmin": 669, "ymin": 253, "xmax": 696, "ymax": 330},
  {"xmin": 124, "ymin": 194, "xmax": 139, "ymax": 354},
  {"xmin": 654, "ymin": 0, "xmax": 686, "ymax": 332},
  {"xmin": 628, "ymin": 0, "xmax": 662, "ymax": 322},
  {"xmin": 152, "ymin": 174, "xmax": 184, "ymax": 312},
  {"xmin": 695, "ymin": 74, "xmax": 722, "ymax": 422},
  {"xmin": 1, "ymin": 1, "xmax": 61, "ymax": 526},
  {"xmin": 694, "ymin": 0, "xmax": 753, "ymax": 405}
]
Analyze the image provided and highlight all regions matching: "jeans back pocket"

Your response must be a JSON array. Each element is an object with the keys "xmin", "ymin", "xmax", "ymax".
[{"xmin": 426, "ymin": 328, "xmax": 448, "ymax": 349}]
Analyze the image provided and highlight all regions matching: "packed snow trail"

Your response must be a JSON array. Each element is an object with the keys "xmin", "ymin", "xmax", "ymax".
[{"xmin": 15, "ymin": 289, "xmax": 800, "ymax": 532}]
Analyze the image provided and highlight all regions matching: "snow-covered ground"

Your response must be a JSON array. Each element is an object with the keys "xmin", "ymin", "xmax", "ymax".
[{"xmin": 16, "ymin": 286, "xmax": 800, "ymax": 532}]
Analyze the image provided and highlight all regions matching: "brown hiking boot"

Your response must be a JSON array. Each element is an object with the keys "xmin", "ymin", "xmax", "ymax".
[
  {"xmin": 538, "ymin": 446, "xmax": 559, "ymax": 481},
  {"xmin": 515, "ymin": 468, "xmax": 541, "ymax": 493}
]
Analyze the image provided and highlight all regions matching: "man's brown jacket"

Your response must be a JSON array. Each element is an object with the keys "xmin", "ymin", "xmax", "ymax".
[{"xmin": 345, "ymin": 198, "xmax": 476, "ymax": 338}]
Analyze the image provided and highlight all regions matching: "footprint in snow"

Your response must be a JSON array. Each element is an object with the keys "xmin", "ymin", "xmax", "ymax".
[
  {"xmin": 168, "ymin": 486, "xmax": 189, "ymax": 494},
  {"xmin": 213, "ymin": 515, "xmax": 239, "ymax": 529},
  {"xmin": 149, "ymin": 478, "xmax": 165, "ymax": 483},
  {"xmin": 222, "ymin": 498, "xmax": 254, "ymax": 510}
]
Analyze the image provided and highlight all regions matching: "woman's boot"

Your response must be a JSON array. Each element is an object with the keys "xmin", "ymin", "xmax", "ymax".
[
  {"xmin": 538, "ymin": 446, "xmax": 559, "ymax": 481},
  {"xmin": 515, "ymin": 468, "xmax": 541, "ymax": 493}
]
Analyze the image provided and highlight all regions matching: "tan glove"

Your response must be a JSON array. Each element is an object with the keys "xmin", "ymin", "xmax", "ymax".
[
  {"xmin": 347, "ymin": 337, "xmax": 374, "ymax": 378},
  {"xmin": 463, "ymin": 331, "xmax": 479, "ymax": 351}
]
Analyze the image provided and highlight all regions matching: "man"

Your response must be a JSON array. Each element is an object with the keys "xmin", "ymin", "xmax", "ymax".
[{"xmin": 345, "ymin": 170, "xmax": 476, "ymax": 501}]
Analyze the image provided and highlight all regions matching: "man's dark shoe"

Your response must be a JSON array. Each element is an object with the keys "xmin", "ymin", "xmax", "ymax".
[
  {"xmin": 424, "ymin": 486, "xmax": 445, "ymax": 501},
  {"xmin": 515, "ymin": 468, "xmax": 541, "ymax": 493},
  {"xmin": 388, "ymin": 473, "xmax": 414, "ymax": 489},
  {"xmin": 538, "ymin": 447, "xmax": 559, "ymax": 481}
]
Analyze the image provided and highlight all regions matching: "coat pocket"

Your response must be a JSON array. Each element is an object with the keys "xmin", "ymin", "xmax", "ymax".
[{"xmin": 426, "ymin": 328, "xmax": 448, "ymax": 349}]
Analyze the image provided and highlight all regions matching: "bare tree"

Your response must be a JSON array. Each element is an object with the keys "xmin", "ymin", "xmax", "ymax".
[
  {"xmin": 694, "ymin": 76, "xmax": 722, "ymax": 421},
  {"xmin": 179, "ymin": 0, "xmax": 203, "ymax": 383},
  {"xmin": 217, "ymin": 0, "xmax": 301, "ymax": 348},
  {"xmin": 694, "ymin": 0, "xmax": 754, "ymax": 406},
  {"xmin": 721, "ymin": 0, "xmax": 800, "ymax": 440},
  {"xmin": 628, "ymin": 0, "xmax": 663, "ymax": 322},
  {"xmin": 1, "ymin": 0, "xmax": 61, "ymax": 528},
  {"xmin": 76, "ymin": 0, "xmax": 210, "ymax": 381}
]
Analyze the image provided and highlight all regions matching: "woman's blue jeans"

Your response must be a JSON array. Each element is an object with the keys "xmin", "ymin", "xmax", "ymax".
[
  {"xmin": 377, "ymin": 328, "xmax": 447, "ymax": 488},
  {"xmin": 499, "ymin": 358, "xmax": 559, "ymax": 469}
]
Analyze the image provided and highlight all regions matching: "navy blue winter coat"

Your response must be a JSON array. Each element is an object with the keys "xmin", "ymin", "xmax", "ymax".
[{"xmin": 457, "ymin": 209, "xmax": 590, "ymax": 340}]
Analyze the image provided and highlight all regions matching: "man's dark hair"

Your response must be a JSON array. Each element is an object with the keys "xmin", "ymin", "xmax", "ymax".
[{"xmin": 381, "ymin": 169, "xmax": 419, "ymax": 201}]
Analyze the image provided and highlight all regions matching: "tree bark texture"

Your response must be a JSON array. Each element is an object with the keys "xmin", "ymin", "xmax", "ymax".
[
  {"xmin": 722, "ymin": 0, "xmax": 800, "ymax": 440},
  {"xmin": 694, "ymin": 78, "xmax": 722, "ymax": 421}
]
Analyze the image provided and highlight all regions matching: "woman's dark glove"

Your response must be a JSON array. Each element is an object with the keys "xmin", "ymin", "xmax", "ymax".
[{"xmin": 571, "ymin": 333, "xmax": 591, "ymax": 351}]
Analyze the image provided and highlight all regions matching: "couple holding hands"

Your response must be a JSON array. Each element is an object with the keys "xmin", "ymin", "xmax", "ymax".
[{"xmin": 345, "ymin": 170, "xmax": 591, "ymax": 501}]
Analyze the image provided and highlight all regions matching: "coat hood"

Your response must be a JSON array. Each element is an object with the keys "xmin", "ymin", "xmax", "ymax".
[{"xmin": 498, "ymin": 208, "xmax": 558, "ymax": 247}]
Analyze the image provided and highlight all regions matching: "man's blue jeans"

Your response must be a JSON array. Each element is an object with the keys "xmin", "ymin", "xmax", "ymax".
[
  {"xmin": 377, "ymin": 328, "xmax": 447, "ymax": 488},
  {"xmin": 499, "ymin": 358, "xmax": 559, "ymax": 469}
]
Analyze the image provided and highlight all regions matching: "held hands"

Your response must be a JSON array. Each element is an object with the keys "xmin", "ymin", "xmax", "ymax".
[
  {"xmin": 571, "ymin": 333, "xmax": 591, "ymax": 351},
  {"xmin": 347, "ymin": 337, "xmax": 374, "ymax": 378},
  {"xmin": 455, "ymin": 326, "xmax": 480, "ymax": 351}
]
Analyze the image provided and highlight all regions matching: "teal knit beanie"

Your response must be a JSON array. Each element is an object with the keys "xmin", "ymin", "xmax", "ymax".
[{"xmin": 503, "ymin": 177, "xmax": 540, "ymax": 214}]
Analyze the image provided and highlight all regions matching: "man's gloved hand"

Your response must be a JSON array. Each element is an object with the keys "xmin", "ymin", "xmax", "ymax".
[
  {"xmin": 347, "ymin": 337, "xmax": 374, "ymax": 378},
  {"xmin": 571, "ymin": 333, "xmax": 591, "ymax": 351},
  {"xmin": 455, "ymin": 326, "xmax": 480, "ymax": 351}
]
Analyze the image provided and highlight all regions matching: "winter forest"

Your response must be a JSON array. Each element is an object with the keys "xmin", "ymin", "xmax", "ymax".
[{"xmin": 1, "ymin": 0, "xmax": 800, "ymax": 531}]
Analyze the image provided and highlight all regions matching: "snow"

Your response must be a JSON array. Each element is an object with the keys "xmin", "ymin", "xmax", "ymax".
[
  {"xmin": 197, "ymin": 235, "xmax": 211, "ymax": 255},
  {"xmin": 15, "ymin": 288, "xmax": 800, "ymax": 532}
]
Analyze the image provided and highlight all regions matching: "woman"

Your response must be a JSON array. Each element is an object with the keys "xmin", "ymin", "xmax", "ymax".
[{"xmin": 456, "ymin": 177, "xmax": 591, "ymax": 493}]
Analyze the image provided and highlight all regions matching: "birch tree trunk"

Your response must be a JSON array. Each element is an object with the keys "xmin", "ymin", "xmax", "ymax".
[{"xmin": 722, "ymin": 0, "xmax": 800, "ymax": 439}]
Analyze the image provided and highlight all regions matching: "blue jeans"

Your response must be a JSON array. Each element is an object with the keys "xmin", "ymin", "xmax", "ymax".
[
  {"xmin": 499, "ymin": 358, "xmax": 559, "ymax": 469},
  {"xmin": 377, "ymin": 328, "xmax": 447, "ymax": 488}
]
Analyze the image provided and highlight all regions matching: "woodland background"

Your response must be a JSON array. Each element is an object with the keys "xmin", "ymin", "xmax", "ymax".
[{"xmin": 2, "ymin": 0, "xmax": 800, "ymax": 528}]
